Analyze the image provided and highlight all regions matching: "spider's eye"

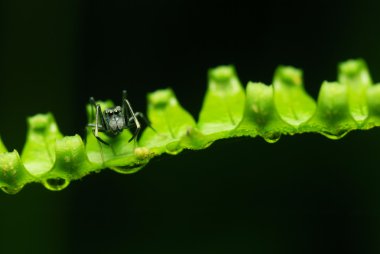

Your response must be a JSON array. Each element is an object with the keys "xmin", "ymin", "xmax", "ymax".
[{"xmin": 115, "ymin": 106, "xmax": 121, "ymax": 112}]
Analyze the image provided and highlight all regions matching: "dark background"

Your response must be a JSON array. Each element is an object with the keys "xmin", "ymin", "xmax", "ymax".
[{"xmin": 1, "ymin": 0, "xmax": 380, "ymax": 253}]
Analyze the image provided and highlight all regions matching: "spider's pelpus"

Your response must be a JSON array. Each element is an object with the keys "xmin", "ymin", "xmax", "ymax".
[{"xmin": 88, "ymin": 90, "xmax": 151, "ymax": 145}]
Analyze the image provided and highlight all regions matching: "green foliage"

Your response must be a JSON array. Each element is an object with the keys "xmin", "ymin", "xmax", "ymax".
[{"xmin": 0, "ymin": 59, "xmax": 378, "ymax": 194}]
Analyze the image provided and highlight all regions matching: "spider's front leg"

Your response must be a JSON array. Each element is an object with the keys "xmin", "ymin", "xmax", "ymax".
[
  {"xmin": 122, "ymin": 91, "xmax": 141, "ymax": 142},
  {"xmin": 129, "ymin": 112, "xmax": 156, "ymax": 132},
  {"xmin": 137, "ymin": 112, "xmax": 153, "ymax": 128},
  {"xmin": 89, "ymin": 97, "xmax": 110, "ymax": 146}
]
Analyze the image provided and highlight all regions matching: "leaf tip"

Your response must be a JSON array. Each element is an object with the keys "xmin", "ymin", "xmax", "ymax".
[
  {"xmin": 208, "ymin": 65, "xmax": 236, "ymax": 82},
  {"xmin": 338, "ymin": 58, "xmax": 372, "ymax": 86},
  {"xmin": 274, "ymin": 65, "xmax": 303, "ymax": 87},
  {"xmin": 148, "ymin": 88, "xmax": 177, "ymax": 109}
]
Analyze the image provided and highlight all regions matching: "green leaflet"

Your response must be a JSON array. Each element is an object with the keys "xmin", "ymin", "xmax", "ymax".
[
  {"xmin": 0, "ymin": 59, "xmax": 379, "ymax": 194},
  {"xmin": 338, "ymin": 59, "xmax": 372, "ymax": 123},
  {"xmin": 233, "ymin": 82, "xmax": 294, "ymax": 142},
  {"xmin": 273, "ymin": 66, "xmax": 317, "ymax": 126},
  {"xmin": 21, "ymin": 113, "xmax": 63, "ymax": 176},
  {"xmin": 198, "ymin": 66, "xmax": 245, "ymax": 136}
]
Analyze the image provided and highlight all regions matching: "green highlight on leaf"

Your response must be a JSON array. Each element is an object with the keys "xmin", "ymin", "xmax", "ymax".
[{"xmin": 0, "ymin": 59, "xmax": 379, "ymax": 194}]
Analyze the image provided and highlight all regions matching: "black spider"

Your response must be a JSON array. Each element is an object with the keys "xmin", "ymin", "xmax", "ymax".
[{"xmin": 88, "ymin": 90, "xmax": 151, "ymax": 145}]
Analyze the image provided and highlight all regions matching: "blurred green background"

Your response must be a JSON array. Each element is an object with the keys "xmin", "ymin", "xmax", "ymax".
[{"xmin": 1, "ymin": 0, "xmax": 380, "ymax": 253}]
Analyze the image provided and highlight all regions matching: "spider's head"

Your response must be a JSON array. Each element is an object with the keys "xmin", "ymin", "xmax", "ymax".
[
  {"xmin": 105, "ymin": 106, "xmax": 125, "ymax": 134},
  {"xmin": 105, "ymin": 106, "xmax": 122, "ymax": 115}
]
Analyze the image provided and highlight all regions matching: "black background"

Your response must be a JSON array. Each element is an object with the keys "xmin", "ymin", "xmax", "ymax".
[{"xmin": 1, "ymin": 0, "xmax": 380, "ymax": 253}]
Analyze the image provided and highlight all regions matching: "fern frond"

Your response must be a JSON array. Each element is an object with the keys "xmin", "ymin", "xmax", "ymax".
[{"xmin": 0, "ymin": 59, "xmax": 376, "ymax": 194}]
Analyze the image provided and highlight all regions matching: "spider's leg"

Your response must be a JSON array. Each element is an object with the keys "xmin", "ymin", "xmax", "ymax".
[
  {"xmin": 122, "ymin": 90, "xmax": 131, "ymax": 122},
  {"xmin": 133, "ymin": 112, "xmax": 156, "ymax": 132},
  {"xmin": 123, "ymin": 97, "xmax": 141, "ymax": 143},
  {"xmin": 89, "ymin": 97, "xmax": 99, "ymax": 123},
  {"xmin": 130, "ymin": 125, "xmax": 141, "ymax": 144},
  {"xmin": 88, "ymin": 98, "xmax": 110, "ymax": 145},
  {"xmin": 87, "ymin": 124, "xmax": 110, "ymax": 145},
  {"xmin": 93, "ymin": 130, "xmax": 110, "ymax": 146},
  {"xmin": 89, "ymin": 97, "xmax": 95, "ymax": 123},
  {"xmin": 88, "ymin": 98, "xmax": 114, "ymax": 162},
  {"xmin": 87, "ymin": 125, "xmax": 108, "ymax": 163}
]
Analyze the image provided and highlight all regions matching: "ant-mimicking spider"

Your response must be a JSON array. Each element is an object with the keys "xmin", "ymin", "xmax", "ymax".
[{"xmin": 88, "ymin": 90, "xmax": 152, "ymax": 146}]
